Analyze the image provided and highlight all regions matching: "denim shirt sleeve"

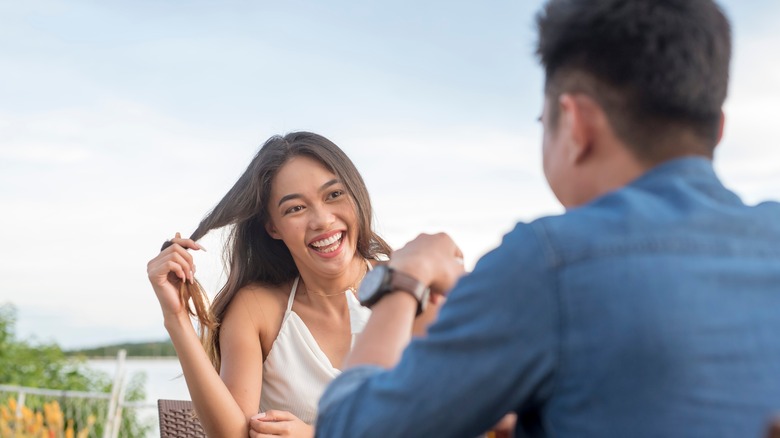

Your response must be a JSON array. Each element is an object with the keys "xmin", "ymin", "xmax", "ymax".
[
  {"xmin": 318, "ymin": 365, "xmax": 385, "ymax": 416},
  {"xmin": 316, "ymin": 223, "xmax": 560, "ymax": 438}
]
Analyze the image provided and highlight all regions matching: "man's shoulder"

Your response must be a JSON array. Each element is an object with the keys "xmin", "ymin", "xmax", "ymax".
[
  {"xmin": 526, "ymin": 179, "xmax": 780, "ymax": 268},
  {"xmin": 524, "ymin": 190, "xmax": 635, "ymax": 240},
  {"xmin": 520, "ymin": 204, "xmax": 621, "ymax": 268}
]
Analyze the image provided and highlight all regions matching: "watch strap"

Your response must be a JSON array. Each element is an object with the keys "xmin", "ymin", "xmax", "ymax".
[
  {"xmin": 389, "ymin": 270, "xmax": 428, "ymax": 302},
  {"xmin": 359, "ymin": 266, "xmax": 430, "ymax": 316},
  {"xmin": 386, "ymin": 268, "xmax": 429, "ymax": 316}
]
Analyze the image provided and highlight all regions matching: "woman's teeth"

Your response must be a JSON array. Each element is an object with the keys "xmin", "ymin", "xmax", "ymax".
[{"xmin": 310, "ymin": 232, "xmax": 343, "ymax": 252}]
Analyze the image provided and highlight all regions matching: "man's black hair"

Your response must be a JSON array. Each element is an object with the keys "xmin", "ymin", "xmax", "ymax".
[{"xmin": 536, "ymin": 0, "xmax": 731, "ymax": 161}]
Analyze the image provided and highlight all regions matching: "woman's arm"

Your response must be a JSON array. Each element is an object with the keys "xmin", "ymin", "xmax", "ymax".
[
  {"xmin": 165, "ymin": 310, "xmax": 258, "ymax": 437},
  {"xmin": 217, "ymin": 289, "xmax": 266, "ymax": 420},
  {"xmin": 147, "ymin": 235, "xmax": 263, "ymax": 437}
]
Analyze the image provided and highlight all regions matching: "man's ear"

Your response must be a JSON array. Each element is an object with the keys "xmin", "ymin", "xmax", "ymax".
[
  {"xmin": 558, "ymin": 93, "xmax": 595, "ymax": 165},
  {"xmin": 716, "ymin": 110, "xmax": 726, "ymax": 145},
  {"xmin": 265, "ymin": 221, "xmax": 282, "ymax": 240}
]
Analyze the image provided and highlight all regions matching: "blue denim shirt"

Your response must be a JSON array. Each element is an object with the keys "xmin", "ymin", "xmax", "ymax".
[{"xmin": 317, "ymin": 157, "xmax": 780, "ymax": 437}]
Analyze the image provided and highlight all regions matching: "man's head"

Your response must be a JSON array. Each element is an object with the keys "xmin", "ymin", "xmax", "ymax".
[{"xmin": 535, "ymin": 0, "xmax": 732, "ymax": 206}]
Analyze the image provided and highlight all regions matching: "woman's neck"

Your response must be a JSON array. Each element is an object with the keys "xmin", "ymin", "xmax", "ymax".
[{"xmin": 296, "ymin": 256, "xmax": 367, "ymax": 308}]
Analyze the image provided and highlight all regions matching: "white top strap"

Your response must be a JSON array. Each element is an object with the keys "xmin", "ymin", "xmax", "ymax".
[{"xmin": 286, "ymin": 277, "xmax": 299, "ymax": 313}]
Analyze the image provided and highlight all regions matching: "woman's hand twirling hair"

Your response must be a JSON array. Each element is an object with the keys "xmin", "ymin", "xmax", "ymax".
[{"xmin": 159, "ymin": 237, "xmax": 215, "ymax": 337}]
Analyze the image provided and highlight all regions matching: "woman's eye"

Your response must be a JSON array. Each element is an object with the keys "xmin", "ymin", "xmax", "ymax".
[
  {"xmin": 284, "ymin": 205, "xmax": 304, "ymax": 215},
  {"xmin": 327, "ymin": 190, "xmax": 344, "ymax": 200}
]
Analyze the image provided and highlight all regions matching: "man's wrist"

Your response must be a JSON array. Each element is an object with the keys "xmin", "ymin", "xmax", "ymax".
[
  {"xmin": 387, "ymin": 258, "xmax": 432, "ymax": 288},
  {"xmin": 370, "ymin": 289, "xmax": 419, "ymax": 315}
]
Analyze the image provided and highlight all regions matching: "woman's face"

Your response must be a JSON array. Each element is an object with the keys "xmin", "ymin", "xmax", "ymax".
[{"xmin": 266, "ymin": 155, "xmax": 360, "ymax": 278}]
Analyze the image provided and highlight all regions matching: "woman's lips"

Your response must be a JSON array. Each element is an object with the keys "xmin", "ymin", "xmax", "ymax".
[{"xmin": 309, "ymin": 231, "xmax": 344, "ymax": 254}]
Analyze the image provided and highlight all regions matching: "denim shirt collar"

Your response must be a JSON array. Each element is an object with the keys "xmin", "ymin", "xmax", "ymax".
[
  {"xmin": 634, "ymin": 156, "xmax": 716, "ymax": 184},
  {"xmin": 628, "ymin": 155, "xmax": 741, "ymax": 205}
]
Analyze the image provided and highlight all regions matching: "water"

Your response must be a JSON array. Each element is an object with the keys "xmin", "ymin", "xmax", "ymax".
[
  {"xmin": 87, "ymin": 358, "xmax": 190, "ymax": 402},
  {"xmin": 87, "ymin": 358, "xmax": 189, "ymax": 437}
]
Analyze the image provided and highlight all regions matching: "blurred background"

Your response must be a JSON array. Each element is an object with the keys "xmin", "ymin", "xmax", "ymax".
[{"xmin": 1, "ymin": 0, "xmax": 778, "ymax": 354}]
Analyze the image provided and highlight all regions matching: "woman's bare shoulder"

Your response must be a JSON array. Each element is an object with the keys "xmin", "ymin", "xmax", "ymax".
[
  {"xmin": 238, "ymin": 281, "xmax": 291, "ymax": 302},
  {"xmin": 222, "ymin": 281, "xmax": 292, "ymax": 333},
  {"xmin": 222, "ymin": 281, "xmax": 294, "ymax": 357},
  {"xmin": 227, "ymin": 281, "xmax": 291, "ymax": 315}
]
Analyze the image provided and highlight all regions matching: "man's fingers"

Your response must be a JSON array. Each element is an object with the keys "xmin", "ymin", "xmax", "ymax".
[{"xmin": 430, "ymin": 294, "xmax": 447, "ymax": 306}]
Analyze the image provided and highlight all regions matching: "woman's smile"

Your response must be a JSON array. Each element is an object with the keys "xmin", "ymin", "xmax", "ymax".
[{"xmin": 308, "ymin": 230, "xmax": 346, "ymax": 257}]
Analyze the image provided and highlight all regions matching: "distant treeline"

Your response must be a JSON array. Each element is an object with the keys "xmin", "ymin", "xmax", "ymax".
[{"xmin": 67, "ymin": 340, "xmax": 176, "ymax": 358}]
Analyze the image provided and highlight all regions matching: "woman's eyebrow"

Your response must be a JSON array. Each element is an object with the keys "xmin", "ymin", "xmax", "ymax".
[
  {"xmin": 319, "ymin": 179, "xmax": 340, "ymax": 191},
  {"xmin": 277, "ymin": 193, "xmax": 301, "ymax": 207}
]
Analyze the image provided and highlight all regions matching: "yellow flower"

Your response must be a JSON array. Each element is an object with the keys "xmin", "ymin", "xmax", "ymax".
[
  {"xmin": 65, "ymin": 418, "xmax": 74, "ymax": 438},
  {"xmin": 22, "ymin": 405, "xmax": 33, "ymax": 423},
  {"xmin": 1, "ymin": 419, "xmax": 12, "ymax": 438},
  {"xmin": 0, "ymin": 398, "xmax": 101, "ymax": 438},
  {"xmin": 34, "ymin": 411, "xmax": 44, "ymax": 431}
]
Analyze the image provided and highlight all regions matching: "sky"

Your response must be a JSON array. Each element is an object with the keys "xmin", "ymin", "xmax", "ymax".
[{"xmin": 1, "ymin": 0, "xmax": 779, "ymax": 349}]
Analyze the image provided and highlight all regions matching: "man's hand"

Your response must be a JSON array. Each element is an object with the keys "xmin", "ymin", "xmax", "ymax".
[
  {"xmin": 388, "ymin": 232, "xmax": 465, "ymax": 296},
  {"xmin": 344, "ymin": 233, "xmax": 465, "ymax": 369}
]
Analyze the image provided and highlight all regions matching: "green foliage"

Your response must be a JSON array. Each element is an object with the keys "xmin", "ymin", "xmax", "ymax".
[
  {"xmin": 0, "ymin": 304, "xmax": 99, "ymax": 389},
  {"xmin": 0, "ymin": 303, "xmax": 153, "ymax": 438}
]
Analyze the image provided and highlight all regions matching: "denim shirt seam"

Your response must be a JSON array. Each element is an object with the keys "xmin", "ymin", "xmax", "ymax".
[
  {"xmin": 532, "ymin": 219, "xmax": 563, "ymax": 268},
  {"xmin": 557, "ymin": 239, "xmax": 780, "ymax": 266},
  {"xmin": 530, "ymin": 221, "xmax": 564, "ymax": 417}
]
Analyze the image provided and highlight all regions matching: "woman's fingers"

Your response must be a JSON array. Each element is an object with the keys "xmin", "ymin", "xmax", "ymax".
[
  {"xmin": 164, "ymin": 241, "xmax": 196, "ymax": 271},
  {"xmin": 168, "ymin": 245, "xmax": 196, "ymax": 282},
  {"xmin": 252, "ymin": 410, "xmax": 295, "ymax": 422},
  {"xmin": 149, "ymin": 250, "xmax": 194, "ymax": 284},
  {"xmin": 251, "ymin": 420, "xmax": 290, "ymax": 435},
  {"xmin": 156, "ymin": 233, "xmax": 202, "ymax": 272},
  {"xmin": 149, "ymin": 232, "xmax": 205, "ymax": 284},
  {"xmin": 146, "ymin": 232, "xmax": 208, "ymax": 319},
  {"xmin": 168, "ymin": 232, "xmax": 205, "ymax": 252},
  {"xmin": 249, "ymin": 411, "xmax": 304, "ymax": 437},
  {"xmin": 163, "ymin": 260, "xmax": 187, "ymax": 284}
]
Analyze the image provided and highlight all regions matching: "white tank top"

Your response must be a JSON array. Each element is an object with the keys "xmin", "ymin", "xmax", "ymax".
[{"xmin": 259, "ymin": 268, "xmax": 373, "ymax": 424}]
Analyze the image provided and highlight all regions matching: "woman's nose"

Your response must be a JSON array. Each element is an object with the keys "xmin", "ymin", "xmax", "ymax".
[{"xmin": 309, "ymin": 205, "xmax": 336, "ymax": 230}]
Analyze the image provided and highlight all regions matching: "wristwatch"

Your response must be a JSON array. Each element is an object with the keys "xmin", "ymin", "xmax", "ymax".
[{"xmin": 358, "ymin": 265, "xmax": 430, "ymax": 316}]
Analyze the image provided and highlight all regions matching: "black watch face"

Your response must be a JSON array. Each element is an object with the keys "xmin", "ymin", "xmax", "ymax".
[{"xmin": 358, "ymin": 265, "xmax": 389, "ymax": 304}]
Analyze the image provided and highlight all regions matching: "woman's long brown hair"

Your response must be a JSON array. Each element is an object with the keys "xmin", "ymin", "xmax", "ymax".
[{"xmin": 178, "ymin": 132, "xmax": 391, "ymax": 371}]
